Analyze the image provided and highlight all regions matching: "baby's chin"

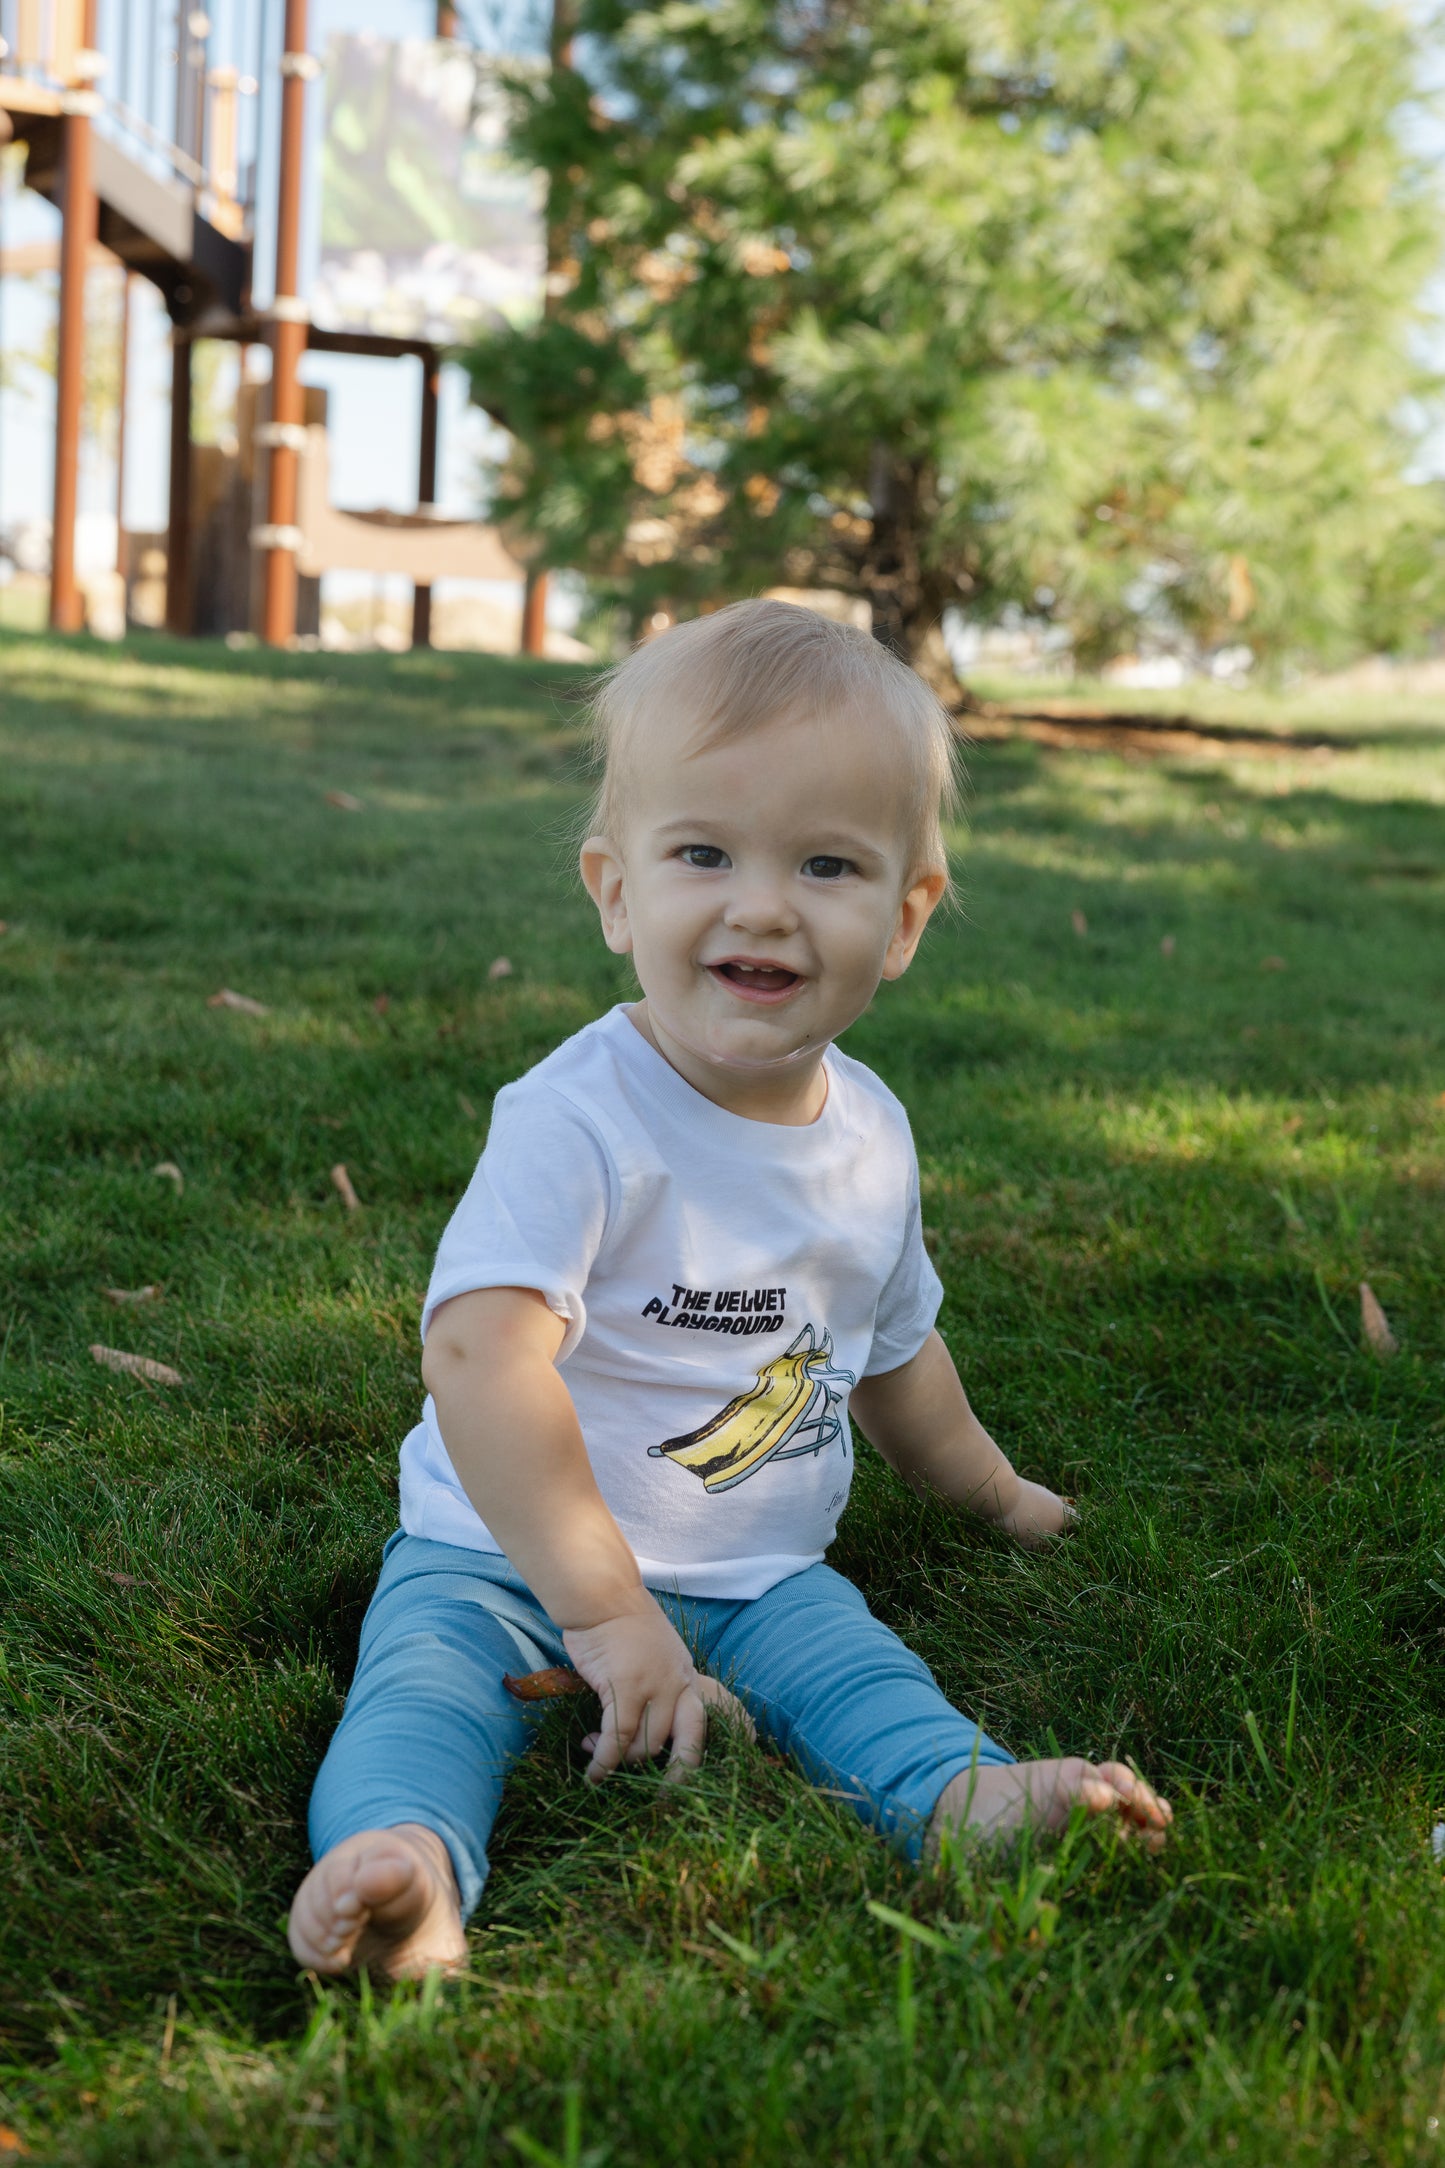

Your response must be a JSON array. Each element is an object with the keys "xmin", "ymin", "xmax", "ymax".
[{"xmin": 650, "ymin": 1004, "xmax": 827, "ymax": 1074}]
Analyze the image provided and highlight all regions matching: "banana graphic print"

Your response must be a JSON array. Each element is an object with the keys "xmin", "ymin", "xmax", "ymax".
[{"xmin": 649, "ymin": 1325, "xmax": 856, "ymax": 1494}]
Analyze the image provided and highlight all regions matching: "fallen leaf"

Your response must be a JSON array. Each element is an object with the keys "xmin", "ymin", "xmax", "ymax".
[
  {"xmin": 1070, "ymin": 909, "xmax": 1088, "ymax": 938},
  {"xmin": 487, "ymin": 955, "xmax": 514, "ymax": 981},
  {"xmin": 96, "ymin": 1567, "xmax": 139, "ymax": 1587},
  {"xmin": 1241, "ymin": 1026, "xmax": 1259, "ymax": 1040},
  {"xmin": 1160, "ymin": 934, "xmax": 1176, "ymax": 958},
  {"xmin": 1359, "ymin": 1282, "xmax": 1398, "ymax": 1358},
  {"xmin": 207, "ymin": 987, "xmax": 269, "ymax": 1016},
  {"xmin": 324, "ymin": 789, "xmax": 363, "ymax": 812},
  {"xmin": 90, "ymin": 1344, "xmax": 185, "ymax": 1386},
  {"xmin": 503, "ymin": 1666, "xmax": 587, "ymax": 1702},
  {"xmin": 457, "ymin": 1092, "xmax": 477, "ymax": 1120},
  {"xmin": 317, "ymin": 1115, "xmax": 344, "ymax": 1130},
  {"xmin": 0, "ymin": 922, "xmax": 8, "ymax": 937},
  {"xmin": 0, "ymin": 2127, "xmax": 28, "ymax": 2155},
  {"xmin": 1260, "ymin": 955, "xmax": 1287, "ymax": 972},
  {"xmin": 102, "ymin": 1284, "xmax": 162, "ymax": 1306},
  {"xmin": 1281, "ymin": 1115, "xmax": 1303, "ymax": 1135},
  {"xmin": 331, "ymin": 1163, "xmax": 361, "ymax": 1213},
  {"xmin": 152, "ymin": 1161, "xmax": 184, "ymax": 1192},
  {"xmin": 372, "ymin": 993, "xmax": 391, "ymax": 1014}
]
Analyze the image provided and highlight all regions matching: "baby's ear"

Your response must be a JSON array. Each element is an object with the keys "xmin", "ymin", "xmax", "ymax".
[
  {"xmin": 882, "ymin": 866, "xmax": 948, "ymax": 981},
  {"xmin": 580, "ymin": 835, "xmax": 633, "ymax": 955}
]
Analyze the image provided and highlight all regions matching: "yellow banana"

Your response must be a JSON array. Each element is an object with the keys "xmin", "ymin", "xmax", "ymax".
[{"xmin": 650, "ymin": 1326, "xmax": 854, "ymax": 1493}]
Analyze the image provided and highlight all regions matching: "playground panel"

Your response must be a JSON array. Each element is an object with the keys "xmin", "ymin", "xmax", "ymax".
[{"xmin": 1, "ymin": 2, "xmax": 548, "ymax": 649}]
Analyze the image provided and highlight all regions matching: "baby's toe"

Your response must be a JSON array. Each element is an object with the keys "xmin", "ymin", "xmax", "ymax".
[
  {"xmin": 1094, "ymin": 1762, "xmax": 1172, "ymax": 1844},
  {"xmin": 290, "ymin": 1885, "xmax": 356, "ymax": 1969}
]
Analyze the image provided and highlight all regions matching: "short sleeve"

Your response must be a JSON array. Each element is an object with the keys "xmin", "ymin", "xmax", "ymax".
[
  {"xmin": 863, "ymin": 1156, "xmax": 943, "ymax": 1375},
  {"xmin": 420, "ymin": 1083, "xmax": 614, "ymax": 1361}
]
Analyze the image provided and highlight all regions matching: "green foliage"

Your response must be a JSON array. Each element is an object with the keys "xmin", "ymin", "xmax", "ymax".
[
  {"xmin": 1, "ymin": 633, "xmax": 1445, "ymax": 2159},
  {"xmin": 467, "ymin": 0, "xmax": 1445, "ymax": 679}
]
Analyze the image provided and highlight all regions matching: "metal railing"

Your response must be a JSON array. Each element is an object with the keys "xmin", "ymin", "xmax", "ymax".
[{"xmin": 0, "ymin": 0, "xmax": 272, "ymax": 245}]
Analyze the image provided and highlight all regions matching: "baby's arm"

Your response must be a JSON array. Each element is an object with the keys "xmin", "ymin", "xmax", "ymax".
[
  {"xmin": 848, "ymin": 1330, "xmax": 1070, "ymax": 1545},
  {"xmin": 422, "ymin": 1286, "xmax": 727, "ymax": 1779}
]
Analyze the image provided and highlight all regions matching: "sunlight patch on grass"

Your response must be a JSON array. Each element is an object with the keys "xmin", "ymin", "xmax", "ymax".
[{"xmin": 0, "ymin": 1038, "xmax": 95, "ymax": 1096}]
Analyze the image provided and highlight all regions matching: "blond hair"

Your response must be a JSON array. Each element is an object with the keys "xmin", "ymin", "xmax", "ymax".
[{"xmin": 586, "ymin": 599, "xmax": 960, "ymax": 883}]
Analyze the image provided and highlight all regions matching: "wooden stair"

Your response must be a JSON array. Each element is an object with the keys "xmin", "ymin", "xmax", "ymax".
[{"xmin": 6, "ymin": 106, "xmax": 249, "ymax": 322}]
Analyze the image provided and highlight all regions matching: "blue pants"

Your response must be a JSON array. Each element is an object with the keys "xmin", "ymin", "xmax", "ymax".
[{"xmin": 309, "ymin": 1533, "xmax": 1015, "ymax": 1916}]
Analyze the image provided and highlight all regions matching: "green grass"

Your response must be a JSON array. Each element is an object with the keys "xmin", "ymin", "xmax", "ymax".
[{"xmin": 1, "ymin": 629, "xmax": 1443, "ymax": 2165}]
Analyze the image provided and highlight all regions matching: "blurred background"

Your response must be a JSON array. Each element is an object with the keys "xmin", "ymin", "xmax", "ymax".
[{"xmin": 3, "ymin": 0, "xmax": 1444, "ymax": 695}]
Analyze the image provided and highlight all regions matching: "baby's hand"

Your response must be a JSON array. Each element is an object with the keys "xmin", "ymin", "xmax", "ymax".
[
  {"xmin": 994, "ymin": 1478, "xmax": 1076, "ymax": 1549},
  {"xmin": 563, "ymin": 1596, "xmax": 753, "ymax": 1783}
]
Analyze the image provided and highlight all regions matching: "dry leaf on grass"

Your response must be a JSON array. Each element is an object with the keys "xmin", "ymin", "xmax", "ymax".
[
  {"xmin": 0, "ymin": 922, "xmax": 8, "ymax": 937},
  {"xmin": 1359, "ymin": 1282, "xmax": 1398, "ymax": 1358},
  {"xmin": 207, "ymin": 987, "xmax": 269, "ymax": 1016},
  {"xmin": 487, "ymin": 956, "xmax": 514, "ymax": 981},
  {"xmin": 503, "ymin": 1666, "xmax": 587, "ymax": 1702},
  {"xmin": 324, "ymin": 790, "xmax": 364, "ymax": 812},
  {"xmin": 457, "ymin": 1092, "xmax": 477, "ymax": 1120},
  {"xmin": 102, "ymin": 1284, "xmax": 162, "ymax": 1307},
  {"xmin": 96, "ymin": 1566, "xmax": 139, "ymax": 1588},
  {"xmin": 1160, "ymin": 934, "xmax": 1176, "ymax": 958},
  {"xmin": 373, "ymin": 993, "xmax": 391, "ymax": 1014},
  {"xmin": 331, "ymin": 1163, "xmax": 361, "ymax": 1213},
  {"xmin": 0, "ymin": 2127, "xmax": 28, "ymax": 2155},
  {"xmin": 1070, "ymin": 909, "xmax": 1088, "ymax": 938},
  {"xmin": 152, "ymin": 1161, "xmax": 184, "ymax": 1192},
  {"xmin": 1260, "ymin": 955, "xmax": 1287, "ymax": 972},
  {"xmin": 90, "ymin": 1344, "xmax": 184, "ymax": 1386}
]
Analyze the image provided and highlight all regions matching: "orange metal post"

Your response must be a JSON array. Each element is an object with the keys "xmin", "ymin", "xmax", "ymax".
[
  {"xmin": 517, "ymin": 0, "xmax": 574, "ymax": 660},
  {"xmin": 261, "ymin": 0, "xmax": 312, "ymax": 648},
  {"xmin": 521, "ymin": 569, "xmax": 548, "ymax": 656},
  {"xmin": 165, "ymin": 334, "xmax": 193, "ymax": 632},
  {"xmin": 49, "ymin": 0, "xmax": 99, "ymax": 634},
  {"xmin": 411, "ymin": 348, "xmax": 440, "ymax": 648},
  {"xmin": 114, "ymin": 269, "xmax": 131, "ymax": 589}
]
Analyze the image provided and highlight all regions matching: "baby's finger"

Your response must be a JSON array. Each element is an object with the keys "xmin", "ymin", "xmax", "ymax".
[
  {"xmin": 696, "ymin": 1675, "xmax": 757, "ymax": 1741},
  {"xmin": 622, "ymin": 1703, "xmax": 665, "ymax": 1763},
  {"xmin": 583, "ymin": 1693, "xmax": 638, "ymax": 1784},
  {"xmin": 664, "ymin": 1685, "xmax": 708, "ymax": 1780}
]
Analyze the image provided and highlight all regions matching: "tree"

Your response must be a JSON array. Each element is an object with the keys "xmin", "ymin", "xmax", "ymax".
[{"xmin": 465, "ymin": 0, "xmax": 1445, "ymax": 691}]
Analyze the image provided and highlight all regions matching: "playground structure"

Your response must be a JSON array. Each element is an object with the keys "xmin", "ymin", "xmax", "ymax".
[{"xmin": 0, "ymin": 0, "xmax": 548, "ymax": 650}]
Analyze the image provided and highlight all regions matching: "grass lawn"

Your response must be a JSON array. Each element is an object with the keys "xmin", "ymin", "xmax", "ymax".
[{"xmin": 1, "ymin": 630, "xmax": 1443, "ymax": 2165}]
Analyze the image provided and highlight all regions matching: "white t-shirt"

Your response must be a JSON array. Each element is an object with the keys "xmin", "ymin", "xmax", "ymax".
[{"xmin": 398, "ymin": 1005, "xmax": 943, "ymax": 1599}]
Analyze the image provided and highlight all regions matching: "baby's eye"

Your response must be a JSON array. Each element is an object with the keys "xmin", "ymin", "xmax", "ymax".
[
  {"xmin": 679, "ymin": 844, "xmax": 728, "ymax": 870},
  {"xmin": 803, "ymin": 855, "xmax": 852, "ymax": 880}
]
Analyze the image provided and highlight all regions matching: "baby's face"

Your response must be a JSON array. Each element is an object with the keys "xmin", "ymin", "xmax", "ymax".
[{"xmin": 582, "ymin": 703, "xmax": 944, "ymax": 1111}]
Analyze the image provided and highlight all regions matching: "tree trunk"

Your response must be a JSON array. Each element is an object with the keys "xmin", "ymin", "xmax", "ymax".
[{"xmin": 862, "ymin": 446, "xmax": 966, "ymax": 707}]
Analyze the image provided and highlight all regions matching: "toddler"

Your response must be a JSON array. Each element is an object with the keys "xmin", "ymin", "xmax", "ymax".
[{"xmin": 289, "ymin": 600, "xmax": 1170, "ymax": 1979}]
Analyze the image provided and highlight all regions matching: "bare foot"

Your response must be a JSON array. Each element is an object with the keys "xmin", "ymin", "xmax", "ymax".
[
  {"xmin": 288, "ymin": 1823, "xmax": 468, "ymax": 1980},
  {"xmin": 931, "ymin": 1757, "xmax": 1172, "ymax": 1854}
]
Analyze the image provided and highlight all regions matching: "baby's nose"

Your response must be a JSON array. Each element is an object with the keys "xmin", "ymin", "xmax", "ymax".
[{"xmin": 724, "ymin": 880, "xmax": 797, "ymax": 933}]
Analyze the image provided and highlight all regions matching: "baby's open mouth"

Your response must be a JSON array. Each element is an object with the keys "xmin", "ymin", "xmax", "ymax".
[{"xmin": 709, "ymin": 960, "xmax": 803, "ymax": 1002}]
